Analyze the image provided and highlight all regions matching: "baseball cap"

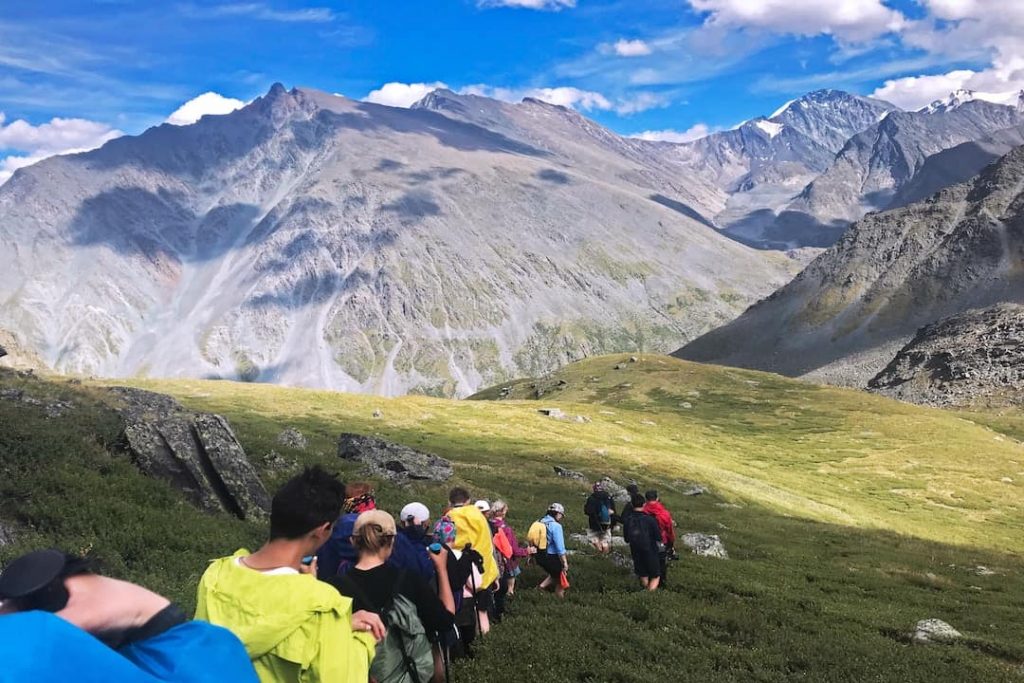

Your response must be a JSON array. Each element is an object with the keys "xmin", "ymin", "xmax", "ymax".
[
  {"xmin": 549, "ymin": 502, "xmax": 565, "ymax": 515},
  {"xmin": 353, "ymin": 510, "xmax": 397, "ymax": 537},
  {"xmin": 400, "ymin": 502, "xmax": 431, "ymax": 525},
  {"xmin": 475, "ymin": 500, "xmax": 491, "ymax": 513}
]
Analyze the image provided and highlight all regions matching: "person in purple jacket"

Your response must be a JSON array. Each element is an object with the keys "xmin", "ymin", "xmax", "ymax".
[{"xmin": 489, "ymin": 500, "xmax": 531, "ymax": 622}]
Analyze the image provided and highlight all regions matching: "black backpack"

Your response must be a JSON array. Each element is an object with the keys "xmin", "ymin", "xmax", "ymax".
[{"xmin": 625, "ymin": 514, "xmax": 653, "ymax": 551}]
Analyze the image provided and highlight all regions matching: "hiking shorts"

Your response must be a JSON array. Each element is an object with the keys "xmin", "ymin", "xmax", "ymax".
[
  {"xmin": 587, "ymin": 528, "xmax": 612, "ymax": 545},
  {"xmin": 536, "ymin": 552, "xmax": 564, "ymax": 580},
  {"xmin": 630, "ymin": 546, "xmax": 660, "ymax": 579}
]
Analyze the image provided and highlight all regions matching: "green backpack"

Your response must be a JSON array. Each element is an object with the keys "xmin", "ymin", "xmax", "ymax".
[{"xmin": 342, "ymin": 572, "xmax": 434, "ymax": 683}]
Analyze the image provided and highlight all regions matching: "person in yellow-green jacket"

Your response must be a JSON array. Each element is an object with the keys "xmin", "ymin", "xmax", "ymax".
[{"xmin": 195, "ymin": 466, "xmax": 385, "ymax": 683}]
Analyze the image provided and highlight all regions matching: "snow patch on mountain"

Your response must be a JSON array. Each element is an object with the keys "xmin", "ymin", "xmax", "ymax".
[{"xmin": 754, "ymin": 120, "xmax": 784, "ymax": 138}]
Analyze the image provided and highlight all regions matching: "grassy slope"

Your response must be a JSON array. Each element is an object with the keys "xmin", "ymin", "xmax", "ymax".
[{"xmin": 2, "ymin": 357, "xmax": 1024, "ymax": 681}]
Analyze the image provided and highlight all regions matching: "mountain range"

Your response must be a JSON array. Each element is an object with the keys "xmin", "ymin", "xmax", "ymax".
[
  {"xmin": 2, "ymin": 81, "xmax": 1023, "ymax": 396},
  {"xmin": 676, "ymin": 144, "xmax": 1024, "ymax": 388},
  {"xmin": 669, "ymin": 88, "xmax": 1024, "ymax": 249},
  {"xmin": 0, "ymin": 84, "xmax": 794, "ymax": 396}
]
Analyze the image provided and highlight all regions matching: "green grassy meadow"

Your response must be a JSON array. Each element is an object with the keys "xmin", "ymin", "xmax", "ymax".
[{"xmin": 1, "ymin": 354, "xmax": 1023, "ymax": 681}]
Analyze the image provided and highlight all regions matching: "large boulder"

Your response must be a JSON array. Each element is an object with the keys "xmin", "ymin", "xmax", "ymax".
[
  {"xmin": 337, "ymin": 434, "xmax": 453, "ymax": 484},
  {"xmin": 109, "ymin": 387, "xmax": 270, "ymax": 520}
]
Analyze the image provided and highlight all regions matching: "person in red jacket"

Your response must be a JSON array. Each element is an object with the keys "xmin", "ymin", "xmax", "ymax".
[{"xmin": 642, "ymin": 490, "xmax": 675, "ymax": 588}]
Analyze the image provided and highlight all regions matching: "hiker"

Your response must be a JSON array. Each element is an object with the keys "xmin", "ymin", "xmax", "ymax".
[
  {"xmin": 618, "ymin": 483, "xmax": 641, "ymax": 531},
  {"xmin": 583, "ymin": 481, "xmax": 616, "ymax": 554},
  {"xmin": 445, "ymin": 488, "xmax": 498, "ymax": 628},
  {"xmin": 642, "ymin": 489, "xmax": 676, "ymax": 588},
  {"xmin": 489, "ymin": 500, "xmax": 531, "ymax": 621},
  {"xmin": 624, "ymin": 494, "xmax": 662, "ymax": 591},
  {"xmin": 195, "ymin": 467, "xmax": 384, "ymax": 683},
  {"xmin": 317, "ymin": 482, "xmax": 377, "ymax": 579},
  {"xmin": 533, "ymin": 503, "xmax": 569, "ymax": 599},
  {"xmin": 0, "ymin": 549, "xmax": 256, "ymax": 682},
  {"xmin": 433, "ymin": 513, "xmax": 488, "ymax": 657},
  {"xmin": 390, "ymin": 501, "xmax": 440, "ymax": 582},
  {"xmin": 330, "ymin": 510, "xmax": 457, "ymax": 683}
]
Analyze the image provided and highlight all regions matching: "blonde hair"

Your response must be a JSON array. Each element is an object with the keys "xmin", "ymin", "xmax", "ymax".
[{"xmin": 353, "ymin": 522, "xmax": 395, "ymax": 554}]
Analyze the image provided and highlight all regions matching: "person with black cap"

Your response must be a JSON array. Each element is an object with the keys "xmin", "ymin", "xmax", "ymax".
[
  {"xmin": 0, "ymin": 548, "xmax": 256, "ymax": 682},
  {"xmin": 641, "ymin": 490, "xmax": 676, "ymax": 588}
]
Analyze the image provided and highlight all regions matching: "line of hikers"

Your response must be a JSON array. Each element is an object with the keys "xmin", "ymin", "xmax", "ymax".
[{"xmin": 0, "ymin": 466, "xmax": 676, "ymax": 683}]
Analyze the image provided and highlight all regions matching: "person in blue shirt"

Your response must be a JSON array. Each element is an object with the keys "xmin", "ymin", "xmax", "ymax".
[
  {"xmin": 535, "ymin": 503, "xmax": 569, "ymax": 598},
  {"xmin": 388, "ymin": 501, "xmax": 437, "ymax": 582}
]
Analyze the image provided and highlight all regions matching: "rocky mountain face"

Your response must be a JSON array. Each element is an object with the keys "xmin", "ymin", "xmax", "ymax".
[
  {"xmin": 0, "ymin": 84, "xmax": 795, "ymax": 397},
  {"xmin": 867, "ymin": 304, "xmax": 1024, "ymax": 408},
  {"xmin": 661, "ymin": 90, "xmax": 898, "ymax": 248},
  {"xmin": 778, "ymin": 99, "xmax": 1024, "ymax": 246},
  {"xmin": 675, "ymin": 144, "xmax": 1024, "ymax": 387}
]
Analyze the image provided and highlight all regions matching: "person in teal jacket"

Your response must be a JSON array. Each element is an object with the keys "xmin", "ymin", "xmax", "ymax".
[
  {"xmin": 196, "ymin": 466, "xmax": 384, "ymax": 683},
  {"xmin": 0, "ymin": 548, "xmax": 256, "ymax": 683}
]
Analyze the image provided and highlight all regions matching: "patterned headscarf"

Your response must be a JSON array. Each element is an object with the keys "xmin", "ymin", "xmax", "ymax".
[{"xmin": 343, "ymin": 492, "xmax": 376, "ymax": 514}]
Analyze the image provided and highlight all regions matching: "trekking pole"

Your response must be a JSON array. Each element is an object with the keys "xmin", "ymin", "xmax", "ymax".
[{"xmin": 442, "ymin": 643, "xmax": 451, "ymax": 683}]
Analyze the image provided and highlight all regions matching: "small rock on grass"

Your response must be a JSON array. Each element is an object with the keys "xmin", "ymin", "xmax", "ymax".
[
  {"xmin": 554, "ymin": 465, "xmax": 586, "ymax": 481},
  {"xmin": 681, "ymin": 533, "xmax": 729, "ymax": 559},
  {"xmin": 276, "ymin": 427, "xmax": 308, "ymax": 450},
  {"xmin": 539, "ymin": 408, "xmax": 566, "ymax": 419},
  {"xmin": 913, "ymin": 619, "xmax": 961, "ymax": 644}
]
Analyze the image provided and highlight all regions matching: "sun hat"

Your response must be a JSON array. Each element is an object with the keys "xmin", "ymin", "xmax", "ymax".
[
  {"xmin": 399, "ymin": 502, "xmax": 431, "ymax": 525},
  {"xmin": 475, "ymin": 500, "xmax": 491, "ymax": 513},
  {"xmin": 548, "ymin": 502, "xmax": 565, "ymax": 515}
]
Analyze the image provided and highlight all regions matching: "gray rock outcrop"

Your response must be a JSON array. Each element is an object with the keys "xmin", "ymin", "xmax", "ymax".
[
  {"xmin": 276, "ymin": 427, "xmax": 308, "ymax": 450},
  {"xmin": 868, "ymin": 305, "xmax": 1024, "ymax": 407},
  {"xmin": 0, "ymin": 345, "xmax": 6, "ymax": 359},
  {"xmin": 912, "ymin": 619, "xmax": 962, "ymax": 644},
  {"xmin": 0, "ymin": 520, "xmax": 15, "ymax": 547},
  {"xmin": 681, "ymin": 532, "xmax": 729, "ymax": 559},
  {"xmin": 337, "ymin": 433, "xmax": 453, "ymax": 484},
  {"xmin": 109, "ymin": 387, "xmax": 270, "ymax": 520}
]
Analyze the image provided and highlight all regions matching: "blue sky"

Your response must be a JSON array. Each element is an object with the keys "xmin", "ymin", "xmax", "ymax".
[{"xmin": 2, "ymin": 0, "xmax": 1022, "ymax": 179}]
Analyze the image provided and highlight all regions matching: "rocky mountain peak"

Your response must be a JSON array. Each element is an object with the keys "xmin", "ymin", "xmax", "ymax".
[{"xmin": 922, "ymin": 88, "xmax": 979, "ymax": 114}]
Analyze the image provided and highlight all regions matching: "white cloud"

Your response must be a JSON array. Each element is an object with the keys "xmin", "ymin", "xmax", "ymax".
[
  {"xmin": 612, "ymin": 39, "xmax": 652, "ymax": 57},
  {"xmin": 460, "ymin": 84, "xmax": 614, "ymax": 111},
  {"xmin": 364, "ymin": 82, "xmax": 449, "ymax": 108},
  {"xmin": 881, "ymin": 2, "xmax": 1024, "ymax": 110},
  {"xmin": 477, "ymin": 0, "xmax": 575, "ymax": 9},
  {"xmin": 614, "ymin": 92, "xmax": 669, "ymax": 115},
  {"xmin": 0, "ymin": 112, "xmax": 121, "ymax": 184},
  {"xmin": 460, "ymin": 83, "xmax": 664, "ymax": 114},
  {"xmin": 687, "ymin": 0, "xmax": 906, "ymax": 42},
  {"xmin": 166, "ymin": 92, "xmax": 247, "ymax": 126},
  {"xmin": 630, "ymin": 124, "xmax": 711, "ymax": 143},
  {"xmin": 180, "ymin": 3, "xmax": 335, "ymax": 23}
]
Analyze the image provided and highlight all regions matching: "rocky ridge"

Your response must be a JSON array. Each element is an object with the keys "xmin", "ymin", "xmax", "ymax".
[
  {"xmin": 868, "ymin": 304, "xmax": 1024, "ymax": 407},
  {"xmin": 677, "ymin": 144, "xmax": 1024, "ymax": 388}
]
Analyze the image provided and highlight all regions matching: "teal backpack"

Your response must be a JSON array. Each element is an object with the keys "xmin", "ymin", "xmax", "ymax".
[{"xmin": 342, "ymin": 572, "xmax": 434, "ymax": 683}]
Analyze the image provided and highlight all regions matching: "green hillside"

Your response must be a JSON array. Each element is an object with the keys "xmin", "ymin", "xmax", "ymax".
[{"xmin": 1, "ymin": 356, "xmax": 1023, "ymax": 681}]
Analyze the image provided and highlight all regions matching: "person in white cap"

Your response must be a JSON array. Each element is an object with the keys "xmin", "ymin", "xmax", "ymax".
[
  {"xmin": 536, "ymin": 503, "xmax": 569, "ymax": 598},
  {"xmin": 389, "ymin": 502, "xmax": 444, "ymax": 588}
]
